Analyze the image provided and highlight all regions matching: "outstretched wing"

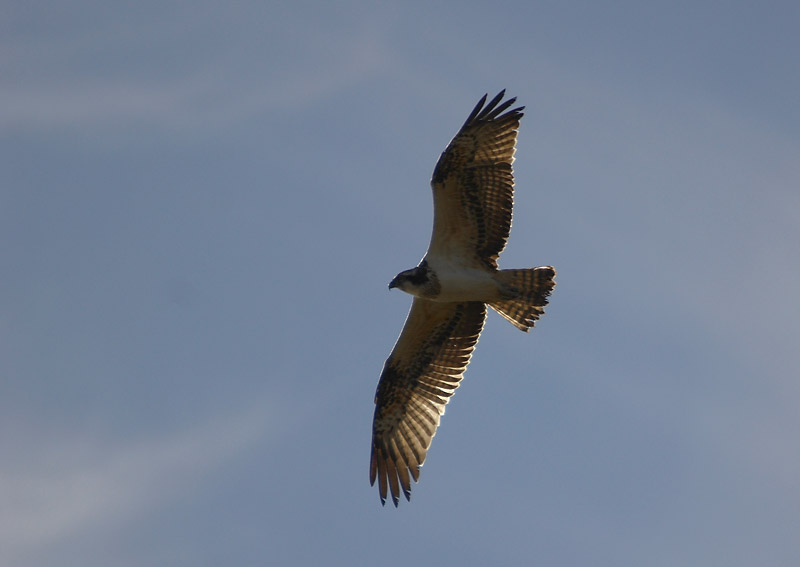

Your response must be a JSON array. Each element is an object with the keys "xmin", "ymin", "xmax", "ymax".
[
  {"xmin": 370, "ymin": 299, "xmax": 486, "ymax": 506},
  {"xmin": 428, "ymin": 91, "xmax": 524, "ymax": 268}
]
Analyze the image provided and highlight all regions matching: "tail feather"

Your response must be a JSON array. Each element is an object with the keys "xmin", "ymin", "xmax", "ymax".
[{"xmin": 490, "ymin": 267, "xmax": 556, "ymax": 331}]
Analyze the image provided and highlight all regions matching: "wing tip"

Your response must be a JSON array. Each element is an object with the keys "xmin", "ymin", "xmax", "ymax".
[
  {"xmin": 370, "ymin": 443, "xmax": 417, "ymax": 507},
  {"xmin": 463, "ymin": 90, "xmax": 524, "ymax": 128}
]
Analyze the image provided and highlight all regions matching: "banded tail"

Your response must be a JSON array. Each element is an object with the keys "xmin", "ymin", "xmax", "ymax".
[{"xmin": 490, "ymin": 267, "xmax": 556, "ymax": 331}]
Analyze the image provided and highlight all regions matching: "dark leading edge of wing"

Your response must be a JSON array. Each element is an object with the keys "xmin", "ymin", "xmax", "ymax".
[{"xmin": 429, "ymin": 91, "xmax": 525, "ymax": 269}]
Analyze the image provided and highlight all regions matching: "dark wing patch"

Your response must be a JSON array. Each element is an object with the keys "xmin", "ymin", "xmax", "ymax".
[
  {"xmin": 370, "ymin": 299, "xmax": 487, "ymax": 506},
  {"xmin": 428, "ymin": 91, "xmax": 524, "ymax": 268}
]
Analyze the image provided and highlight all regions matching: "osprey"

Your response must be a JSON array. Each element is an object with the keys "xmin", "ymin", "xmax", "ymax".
[{"xmin": 370, "ymin": 91, "xmax": 556, "ymax": 506}]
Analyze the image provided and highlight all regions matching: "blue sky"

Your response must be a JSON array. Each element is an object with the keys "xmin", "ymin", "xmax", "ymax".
[{"xmin": 2, "ymin": 1, "xmax": 799, "ymax": 565}]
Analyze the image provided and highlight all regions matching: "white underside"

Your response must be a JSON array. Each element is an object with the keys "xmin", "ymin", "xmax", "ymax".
[{"xmin": 424, "ymin": 255, "xmax": 501, "ymax": 302}]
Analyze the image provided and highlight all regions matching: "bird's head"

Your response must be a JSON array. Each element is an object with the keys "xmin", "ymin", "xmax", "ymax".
[{"xmin": 389, "ymin": 262, "xmax": 433, "ymax": 296}]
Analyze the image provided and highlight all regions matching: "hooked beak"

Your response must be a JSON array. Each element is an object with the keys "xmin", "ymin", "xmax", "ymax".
[{"xmin": 388, "ymin": 275, "xmax": 400, "ymax": 289}]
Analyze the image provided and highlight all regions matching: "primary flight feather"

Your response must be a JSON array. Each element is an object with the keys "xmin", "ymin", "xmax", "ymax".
[{"xmin": 370, "ymin": 91, "xmax": 556, "ymax": 506}]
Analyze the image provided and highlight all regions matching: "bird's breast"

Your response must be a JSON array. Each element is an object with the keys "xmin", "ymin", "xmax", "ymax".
[{"xmin": 423, "ymin": 257, "xmax": 502, "ymax": 303}]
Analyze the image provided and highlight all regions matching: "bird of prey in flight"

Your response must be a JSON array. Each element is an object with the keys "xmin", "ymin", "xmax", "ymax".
[{"xmin": 370, "ymin": 91, "xmax": 556, "ymax": 506}]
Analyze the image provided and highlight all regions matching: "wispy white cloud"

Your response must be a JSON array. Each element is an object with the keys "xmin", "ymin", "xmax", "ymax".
[
  {"xmin": 0, "ymin": 6, "xmax": 389, "ymax": 134},
  {"xmin": 1, "ymin": 79, "xmax": 195, "ymax": 129},
  {"xmin": 0, "ymin": 401, "xmax": 275, "ymax": 556}
]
